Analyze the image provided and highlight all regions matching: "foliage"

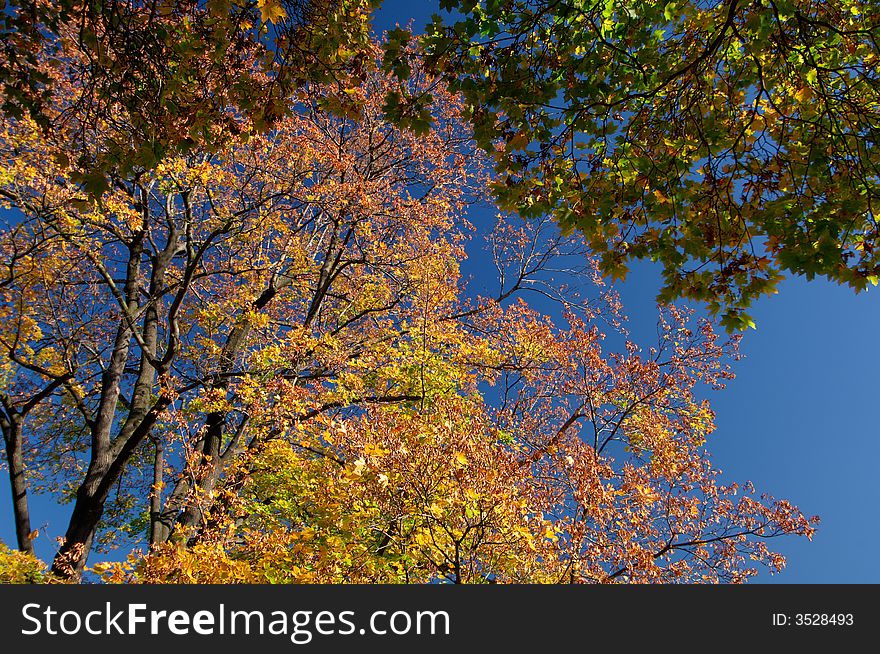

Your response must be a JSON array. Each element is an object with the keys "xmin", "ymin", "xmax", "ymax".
[
  {"xmin": 0, "ymin": 19, "xmax": 818, "ymax": 583},
  {"xmin": 0, "ymin": 540, "xmax": 49, "ymax": 583},
  {"xmin": 386, "ymin": 0, "xmax": 880, "ymax": 328},
  {"xmin": 0, "ymin": 36, "xmax": 493, "ymax": 577},
  {"xmin": 0, "ymin": 0, "xmax": 379, "ymax": 191},
  {"xmin": 117, "ymin": 307, "xmax": 817, "ymax": 584}
]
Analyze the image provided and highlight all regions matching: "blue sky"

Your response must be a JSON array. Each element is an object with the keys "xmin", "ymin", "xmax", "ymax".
[
  {"xmin": 3, "ymin": 1, "xmax": 878, "ymax": 583},
  {"xmin": 617, "ymin": 262, "xmax": 879, "ymax": 582}
]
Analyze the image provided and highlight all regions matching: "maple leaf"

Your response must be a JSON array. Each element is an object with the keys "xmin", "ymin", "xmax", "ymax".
[{"xmin": 257, "ymin": 0, "xmax": 287, "ymax": 24}]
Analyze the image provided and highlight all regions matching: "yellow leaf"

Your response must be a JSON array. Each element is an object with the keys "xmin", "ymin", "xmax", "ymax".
[
  {"xmin": 653, "ymin": 189, "xmax": 671, "ymax": 204},
  {"xmin": 793, "ymin": 86, "xmax": 812, "ymax": 102},
  {"xmin": 257, "ymin": 0, "xmax": 286, "ymax": 23}
]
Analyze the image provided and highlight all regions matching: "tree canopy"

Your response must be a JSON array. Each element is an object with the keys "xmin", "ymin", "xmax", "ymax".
[
  {"xmin": 0, "ymin": 1, "xmax": 826, "ymax": 584},
  {"xmin": 1, "ymin": 1, "xmax": 378, "ymax": 193},
  {"xmin": 380, "ymin": 0, "xmax": 880, "ymax": 328}
]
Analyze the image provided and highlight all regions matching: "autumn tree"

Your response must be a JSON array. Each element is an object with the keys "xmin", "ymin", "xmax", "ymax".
[
  {"xmin": 383, "ymin": 0, "xmax": 880, "ymax": 329},
  {"xmin": 0, "ymin": 25, "xmax": 817, "ymax": 583},
  {"xmin": 6, "ymin": 1, "xmax": 875, "ymax": 329},
  {"xmin": 0, "ymin": 0, "xmax": 378, "ymax": 190},
  {"xmin": 0, "ymin": 37, "xmax": 490, "ymax": 578},
  {"xmin": 122, "ymin": 305, "xmax": 816, "ymax": 584}
]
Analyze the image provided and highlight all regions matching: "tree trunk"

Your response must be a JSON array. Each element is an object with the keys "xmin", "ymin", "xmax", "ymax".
[
  {"xmin": 1, "ymin": 415, "xmax": 35, "ymax": 555},
  {"xmin": 50, "ymin": 477, "xmax": 106, "ymax": 578},
  {"xmin": 50, "ymin": 221, "xmax": 176, "ymax": 578},
  {"xmin": 148, "ymin": 437, "xmax": 164, "ymax": 547},
  {"xmin": 51, "ymin": 399, "xmax": 169, "ymax": 578}
]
